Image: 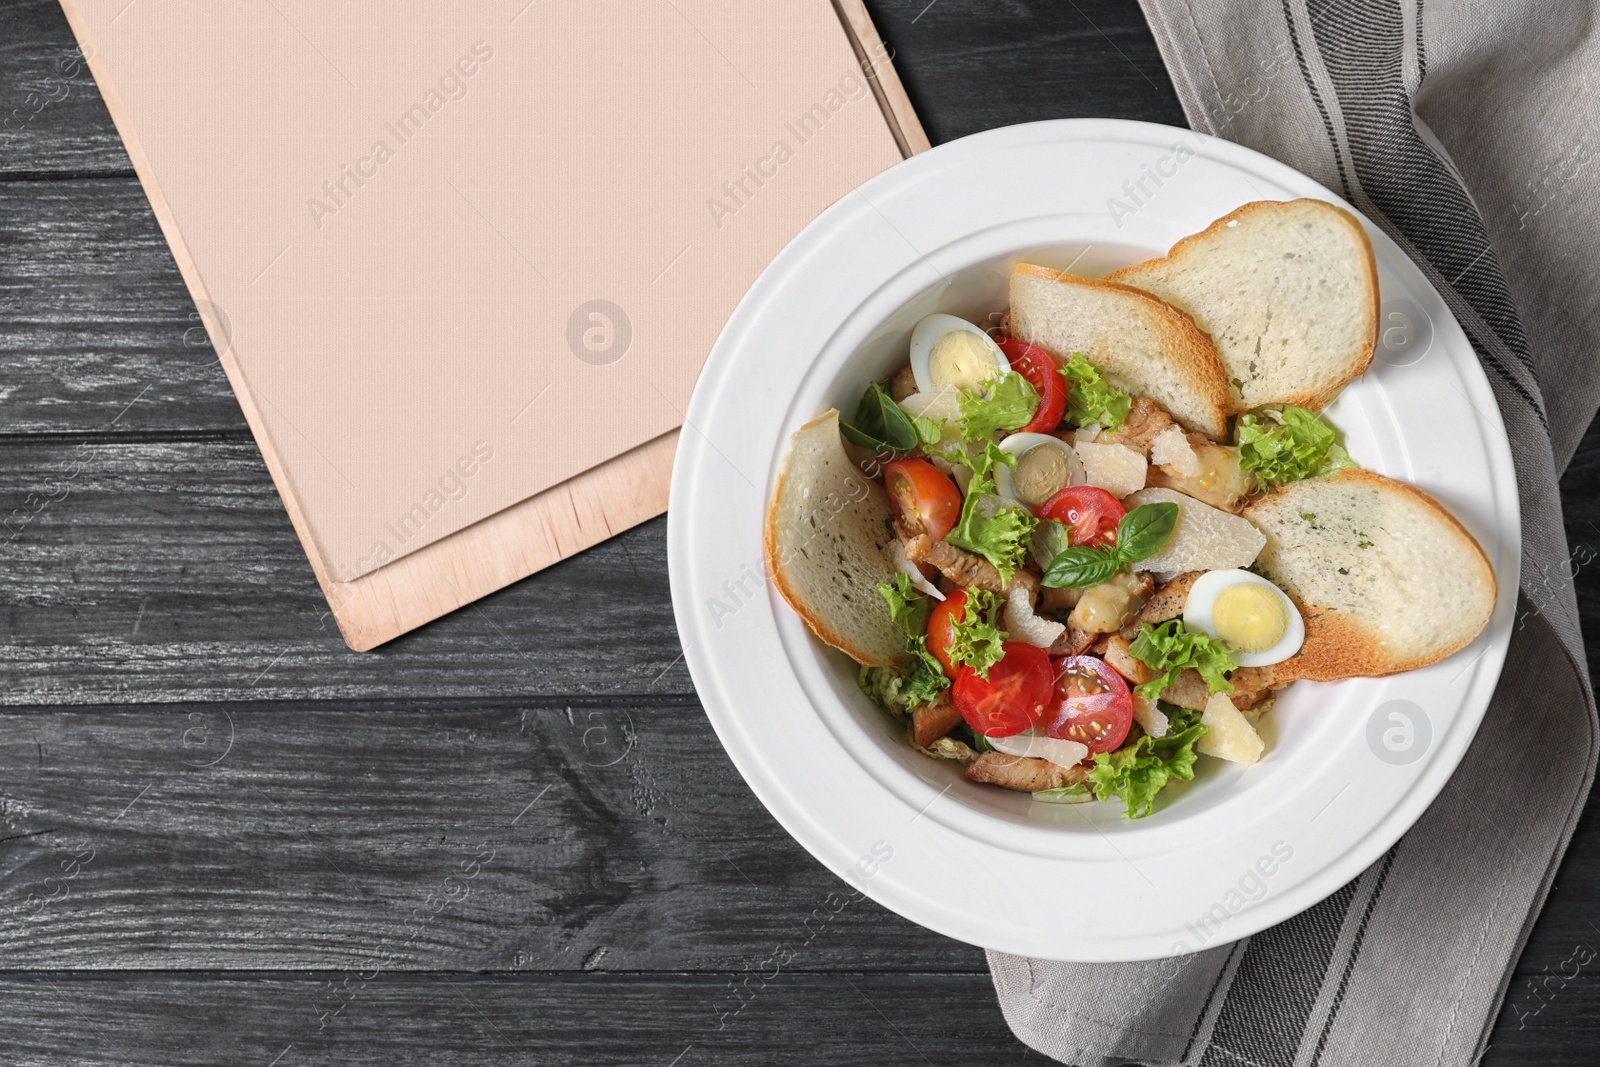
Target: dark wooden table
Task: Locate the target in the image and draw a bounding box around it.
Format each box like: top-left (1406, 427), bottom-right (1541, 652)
top-left (3, 1), bottom-right (1598, 1062)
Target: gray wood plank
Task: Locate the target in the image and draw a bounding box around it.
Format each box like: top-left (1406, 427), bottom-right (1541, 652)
top-left (869, 0), bottom-right (1188, 143)
top-left (0, 970), bottom-right (1585, 1066)
top-left (0, 439), bottom-right (688, 701)
top-left (0, 178), bottom-right (242, 435)
top-left (0, 0), bottom-right (131, 177)
top-left (2, 691), bottom-right (1595, 984)
top-left (0, 973), bottom-right (1048, 1066)
top-left (0, 700), bottom-right (981, 973)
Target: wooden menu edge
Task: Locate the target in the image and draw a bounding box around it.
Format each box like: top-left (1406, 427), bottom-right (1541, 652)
top-left (57, 0), bottom-right (926, 651)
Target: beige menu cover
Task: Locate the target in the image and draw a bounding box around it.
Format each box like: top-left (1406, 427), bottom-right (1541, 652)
top-left (60, 0), bottom-right (926, 649)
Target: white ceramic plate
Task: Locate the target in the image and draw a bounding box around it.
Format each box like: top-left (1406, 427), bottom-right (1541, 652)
top-left (667, 119), bottom-right (1518, 962)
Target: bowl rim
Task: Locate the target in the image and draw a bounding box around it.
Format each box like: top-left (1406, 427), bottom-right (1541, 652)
top-left (668, 118), bottom-right (1518, 961)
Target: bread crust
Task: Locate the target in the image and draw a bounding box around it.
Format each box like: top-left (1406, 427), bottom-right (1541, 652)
top-left (1248, 468), bottom-right (1497, 682)
top-left (1109, 199), bottom-right (1380, 413)
top-left (763, 410), bottom-right (903, 668)
top-left (1010, 264), bottom-right (1232, 438)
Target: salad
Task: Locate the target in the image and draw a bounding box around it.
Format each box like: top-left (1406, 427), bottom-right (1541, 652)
top-left (763, 201), bottom-right (1496, 820)
top-left (846, 317), bottom-right (1335, 816)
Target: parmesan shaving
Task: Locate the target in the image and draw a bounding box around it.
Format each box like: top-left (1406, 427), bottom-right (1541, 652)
top-left (1123, 487), bottom-right (1266, 581)
top-left (1150, 426), bottom-right (1203, 478)
top-left (1077, 441), bottom-right (1148, 498)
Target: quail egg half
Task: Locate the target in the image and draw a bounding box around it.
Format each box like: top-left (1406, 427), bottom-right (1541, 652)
top-left (1182, 569), bottom-right (1305, 668)
top-left (994, 432), bottom-right (1081, 511)
top-left (908, 314), bottom-right (1010, 395)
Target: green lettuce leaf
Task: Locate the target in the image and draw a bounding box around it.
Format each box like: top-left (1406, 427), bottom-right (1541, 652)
top-left (901, 636), bottom-right (951, 707)
top-left (858, 636), bottom-right (949, 715)
top-left (1084, 705), bottom-right (1207, 818)
top-left (946, 588), bottom-right (1007, 679)
top-left (941, 446), bottom-right (1036, 583)
top-left (877, 572), bottom-right (932, 637)
top-left (958, 371), bottom-right (1039, 441)
top-left (910, 416), bottom-right (944, 447)
top-left (1129, 620), bottom-right (1236, 702)
top-left (1059, 352), bottom-right (1133, 431)
top-left (1235, 406), bottom-right (1354, 486)
top-left (1032, 782), bottom-right (1094, 804)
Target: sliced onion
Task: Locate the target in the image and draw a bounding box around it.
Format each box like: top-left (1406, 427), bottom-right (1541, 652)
top-left (885, 540), bottom-right (943, 600)
top-left (1004, 584), bottom-right (1064, 648)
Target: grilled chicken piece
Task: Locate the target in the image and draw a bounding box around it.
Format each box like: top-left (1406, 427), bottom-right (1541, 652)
top-left (1099, 395), bottom-right (1176, 456)
top-left (902, 535), bottom-right (1038, 598)
top-left (1158, 668), bottom-right (1211, 711)
top-left (965, 752), bottom-right (1087, 793)
top-left (890, 364), bottom-right (919, 403)
top-left (1147, 436), bottom-right (1257, 513)
top-left (1039, 585), bottom-right (1081, 616)
top-left (1160, 666), bottom-right (1279, 711)
top-left (912, 700), bottom-right (965, 748)
top-left (1096, 633), bottom-right (1155, 685)
top-left (1122, 571), bottom-right (1203, 639)
top-left (1047, 621), bottom-right (1096, 657)
top-left (1226, 665), bottom-right (1280, 709)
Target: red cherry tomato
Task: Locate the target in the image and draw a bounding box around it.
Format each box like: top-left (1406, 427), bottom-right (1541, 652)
top-left (1038, 485), bottom-right (1126, 548)
top-left (925, 589), bottom-right (967, 679)
top-left (1042, 655), bottom-right (1133, 754)
top-left (953, 642), bottom-right (1054, 738)
top-left (883, 459), bottom-right (962, 541)
top-left (997, 338), bottom-right (1067, 434)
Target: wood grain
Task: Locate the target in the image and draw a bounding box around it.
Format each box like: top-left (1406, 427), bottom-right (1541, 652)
top-left (0, 973), bottom-right (1050, 1067)
top-left (0, 701), bottom-right (981, 972)
top-left (0, 440), bottom-right (689, 702)
top-left (0, 0), bottom-right (130, 177)
top-left (0, 178), bottom-right (242, 435)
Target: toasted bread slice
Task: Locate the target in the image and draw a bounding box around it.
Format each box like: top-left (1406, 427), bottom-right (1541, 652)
top-left (1109, 199), bottom-right (1379, 413)
top-left (1008, 264), bottom-right (1232, 439)
top-left (764, 410), bottom-right (906, 667)
top-left (1243, 469), bottom-right (1495, 682)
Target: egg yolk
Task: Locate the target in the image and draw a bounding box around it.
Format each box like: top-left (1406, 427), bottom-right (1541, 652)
top-left (928, 330), bottom-right (999, 392)
top-left (1011, 444), bottom-right (1070, 508)
top-left (1211, 584), bottom-right (1288, 653)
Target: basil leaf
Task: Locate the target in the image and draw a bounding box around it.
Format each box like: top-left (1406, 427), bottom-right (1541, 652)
top-left (840, 380), bottom-right (918, 453)
top-left (1041, 546), bottom-right (1123, 589)
top-left (1113, 502), bottom-right (1179, 564)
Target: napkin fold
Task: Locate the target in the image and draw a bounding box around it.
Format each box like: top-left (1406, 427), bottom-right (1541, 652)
top-left (988, 1), bottom-right (1600, 1063)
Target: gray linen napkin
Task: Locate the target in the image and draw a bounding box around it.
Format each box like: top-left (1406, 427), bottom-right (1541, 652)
top-left (987, 2), bottom-right (1600, 1063)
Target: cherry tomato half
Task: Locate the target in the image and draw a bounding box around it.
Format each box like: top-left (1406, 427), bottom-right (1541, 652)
top-left (997, 338), bottom-right (1067, 435)
top-left (883, 458), bottom-right (962, 541)
top-left (1042, 655), bottom-right (1133, 754)
top-left (1037, 485), bottom-right (1126, 548)
top-left (953, 641), bottom-right (1054, 738)
top-left (925, 588), bottom-right (967, 680)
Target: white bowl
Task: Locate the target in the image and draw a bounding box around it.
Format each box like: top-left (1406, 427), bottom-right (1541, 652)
top-left (668, 120), bottom-right (1517, 961)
